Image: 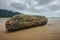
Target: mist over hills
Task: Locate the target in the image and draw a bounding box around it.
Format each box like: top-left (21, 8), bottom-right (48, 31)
top-left (0, 9), bottom-right (21, 18)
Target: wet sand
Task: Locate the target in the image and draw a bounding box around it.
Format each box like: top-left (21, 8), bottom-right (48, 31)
top-left (0, 18), bottom-right (60, 40)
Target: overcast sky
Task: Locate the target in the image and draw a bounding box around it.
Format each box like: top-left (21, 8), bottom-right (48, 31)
top-left (0, 0), bottom-right (60, 17)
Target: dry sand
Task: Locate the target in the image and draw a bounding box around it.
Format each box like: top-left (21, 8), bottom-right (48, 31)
top-left (0, 18), bottom-right (60, 40)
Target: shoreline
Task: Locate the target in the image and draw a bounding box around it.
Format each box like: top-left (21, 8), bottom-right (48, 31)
top-left (0, 18), bottom-right (60, 40)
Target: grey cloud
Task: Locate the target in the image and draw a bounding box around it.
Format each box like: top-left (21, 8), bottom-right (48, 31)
top-left (10, 2), bottom-right (38, 12)
top-left (0, 0), bottom-right (60, 17)
top-left (29, 7), bottom-right (40, 12)
top-left (10, 2), bottom-right (28, 11)
top-left (24, 0), bottom-right (33, 6)
top-left (0, 0), bottom-right (54, 13)
top-left (10, 0), bottom-right (56, 13)
top-left (0, 0), bottom-right (13, 10)
top-left (0, 0), bottom-right (12, 6)
top-left (35, 0), bottom-right (54, 6)
top-left (0, 0), bottom-right (10, 4)
top-left (49, 5), bottom-right (60, 11)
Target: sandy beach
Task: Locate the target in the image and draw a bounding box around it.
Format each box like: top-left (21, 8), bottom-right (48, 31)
top-left (0, 18), bottom-right (60, 40)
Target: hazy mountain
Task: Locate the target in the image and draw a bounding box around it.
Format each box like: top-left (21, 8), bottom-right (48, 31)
top-left (0, 9), bottom-right (21, 18)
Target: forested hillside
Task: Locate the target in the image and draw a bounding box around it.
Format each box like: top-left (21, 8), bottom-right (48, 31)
top-left (0, 9), bottom-right (21, 18)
